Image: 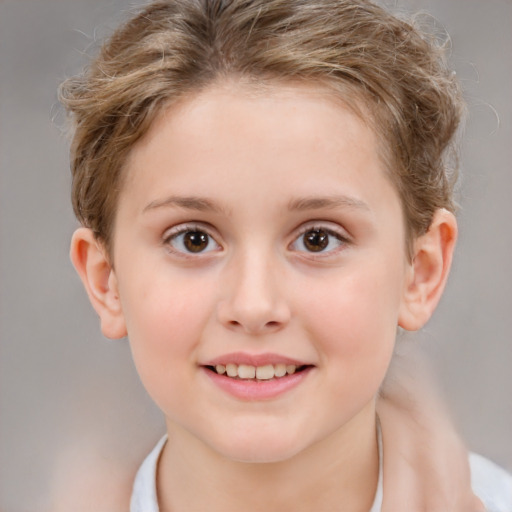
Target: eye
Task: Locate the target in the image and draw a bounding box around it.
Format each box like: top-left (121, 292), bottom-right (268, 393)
top-left (291, 227), bottom-right (347, 254)
top-left (164, 226), bottom-right (221, 255)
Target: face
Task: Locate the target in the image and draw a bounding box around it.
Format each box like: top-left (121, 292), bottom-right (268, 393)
top-left (109, 83), bottom-right (411, 462)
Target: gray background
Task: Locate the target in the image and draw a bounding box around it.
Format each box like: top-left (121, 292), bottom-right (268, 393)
top-left (1, 0), bottom-right (511, 510)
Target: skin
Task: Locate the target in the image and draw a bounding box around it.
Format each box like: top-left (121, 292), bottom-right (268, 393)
top-left (71, 82), bottom-right (469, 511)
top-left (48, 361), bottom-right (485, 512)
top-left (378, 349), bottom-right (485, 512)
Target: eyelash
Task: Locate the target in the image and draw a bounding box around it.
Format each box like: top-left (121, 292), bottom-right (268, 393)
top-left (162, 223), bottom-right (222, 258)
top-left (162, 222), bottom-right (350, 259)
top-left (289, 224), bottom-right (350, 258)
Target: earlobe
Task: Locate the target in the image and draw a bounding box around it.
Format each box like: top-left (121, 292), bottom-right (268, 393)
top-left (70, 228), bottom-right (127, 339)
top-left (398, 209), bottom-right (457, 331)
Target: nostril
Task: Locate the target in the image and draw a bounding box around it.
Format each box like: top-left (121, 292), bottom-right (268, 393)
top-left (225, 319), bottom-right (281, 333)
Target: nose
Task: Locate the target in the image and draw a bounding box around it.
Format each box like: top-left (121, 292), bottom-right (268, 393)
top-left (216, 249), bottom-right (291, 335)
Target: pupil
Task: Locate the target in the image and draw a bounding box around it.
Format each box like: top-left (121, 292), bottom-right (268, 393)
top-left (184, 231), bottom-right (208, 252)
top-left (304, 229), bottom-right (329, 252)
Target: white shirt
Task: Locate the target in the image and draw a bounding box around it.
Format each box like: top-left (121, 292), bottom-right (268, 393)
top-left (130, 435), bottom-right (511, 512)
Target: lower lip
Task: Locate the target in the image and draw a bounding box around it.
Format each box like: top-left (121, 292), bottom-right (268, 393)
top-left (202, 367), bottom-right (313, 401)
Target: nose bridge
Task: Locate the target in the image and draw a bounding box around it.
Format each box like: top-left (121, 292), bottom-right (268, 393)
top-left (217, 243), bottom-right (290, 334)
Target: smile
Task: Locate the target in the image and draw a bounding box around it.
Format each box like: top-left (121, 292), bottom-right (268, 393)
top-left (201, 353), bottom-right (314, 400)
top-left (206, 363), bottom-right (309, 380)
top-left (202, 360), bottom-right (314, 400)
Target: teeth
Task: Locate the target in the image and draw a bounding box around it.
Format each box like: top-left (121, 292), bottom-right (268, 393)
top-left (274, 363), bottom-right (287, 377)
top-left (238, 364), bottom-right (256, 379)
top-left (226, 363), bottom-right (238, 377)
top-left (213, 363), bottom-right (299, 380)
top-left (256, 364), bottom-right (274, 380)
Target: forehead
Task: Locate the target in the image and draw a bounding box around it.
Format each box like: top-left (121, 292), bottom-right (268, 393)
top-left (120, 81), bottom-right (400, 221)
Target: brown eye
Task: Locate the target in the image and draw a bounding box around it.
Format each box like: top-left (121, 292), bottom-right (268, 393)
top-left (303, 229), bottom-right (329, 252)
top-left (290, 226), bottom-right (346, 255)
top-left (167, 228), bottom-right (220, 255)
top-left (183, 231), bottom-right (209, 252)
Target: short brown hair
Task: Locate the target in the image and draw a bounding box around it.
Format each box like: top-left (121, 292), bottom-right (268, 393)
top-left (60, 0), bottom-right (464, 257)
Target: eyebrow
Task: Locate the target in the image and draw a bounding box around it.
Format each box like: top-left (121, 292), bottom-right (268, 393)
top-left (142, 196), bottom-right (226, 214)
top-left (142, 194), bottom-right (370, 215)
top-left (287, 195), bottom-right (370, 212)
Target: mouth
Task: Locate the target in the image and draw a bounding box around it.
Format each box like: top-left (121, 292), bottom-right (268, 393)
top-left (204, 363), bottom-right (312, 381)
top-left (201, 356), bottom-right (314, 400)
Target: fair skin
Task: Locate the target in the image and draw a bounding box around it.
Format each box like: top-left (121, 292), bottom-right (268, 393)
top-left (71, 82), bottom-right (462, 511)
top-left (48, 368), bottom-right (485, 512)
top-left (378, 348), bottom-right (485, 512)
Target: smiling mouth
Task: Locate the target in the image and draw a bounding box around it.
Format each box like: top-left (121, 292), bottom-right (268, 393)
top-left (204, 363), bottom-right (311, 381)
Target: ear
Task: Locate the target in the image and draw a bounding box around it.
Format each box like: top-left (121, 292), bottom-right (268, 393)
top-left (398, 209), bottom-right (457, 331)
top-left (70, 227), bottom-right (127, 339)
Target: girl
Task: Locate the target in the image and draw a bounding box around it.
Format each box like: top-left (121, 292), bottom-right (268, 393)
top-left (60, 0), bottom-right (511, 510)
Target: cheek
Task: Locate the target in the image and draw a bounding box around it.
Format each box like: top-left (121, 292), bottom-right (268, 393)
top-left (298, 263), bottom-right (403, 378)
top-left (118, 269), bottom-right (217, 404)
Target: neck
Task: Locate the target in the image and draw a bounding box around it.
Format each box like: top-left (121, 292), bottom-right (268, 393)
top-left (157, 401), bottom-right (379, 512)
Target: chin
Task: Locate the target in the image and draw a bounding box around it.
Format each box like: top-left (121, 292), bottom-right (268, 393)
top-left (205, 426), bottom-right (308, 464)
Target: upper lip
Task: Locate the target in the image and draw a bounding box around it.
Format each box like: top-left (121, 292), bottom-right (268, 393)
top-left (202, 352), bottom-right (312, 367)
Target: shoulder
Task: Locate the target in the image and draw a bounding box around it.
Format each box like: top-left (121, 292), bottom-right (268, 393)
top-left (130, 435), bottom-right (167, 512)
top-left (470, 452), bottom-right (512, 512)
